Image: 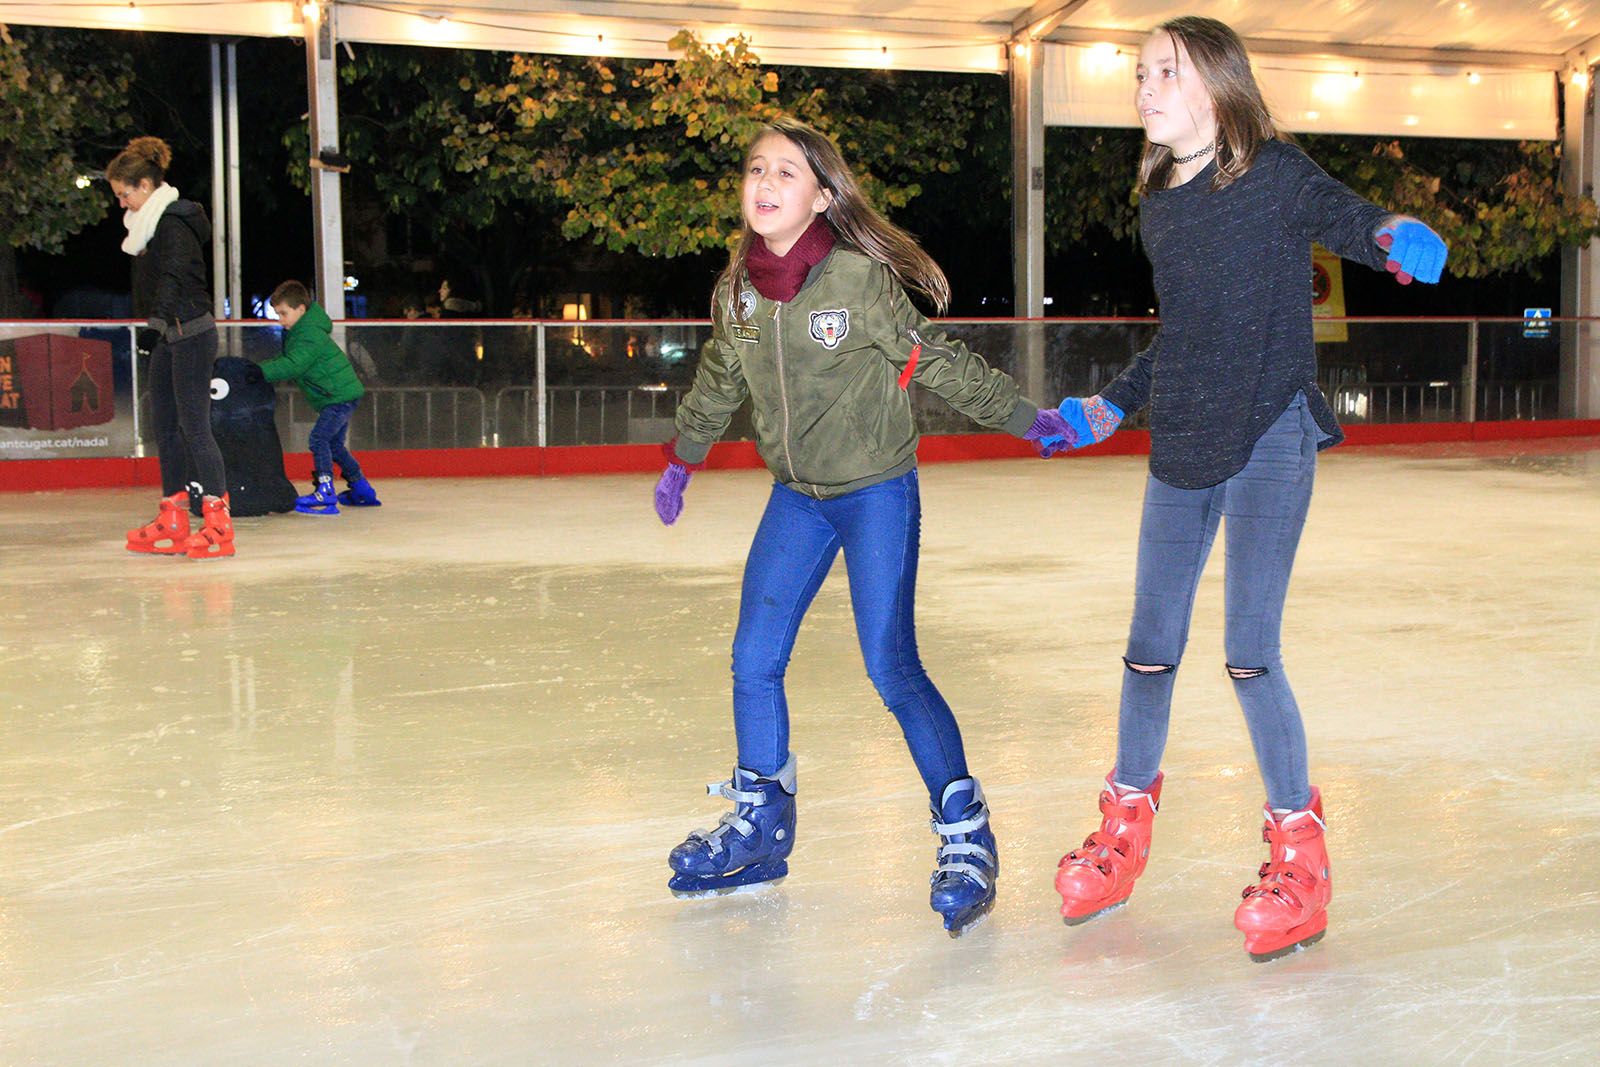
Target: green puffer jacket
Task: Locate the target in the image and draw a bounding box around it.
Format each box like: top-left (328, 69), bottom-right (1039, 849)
top-left (673, 249), bottom-right (1038, 499)
top-left (259, 301), bottom-right (365, 411)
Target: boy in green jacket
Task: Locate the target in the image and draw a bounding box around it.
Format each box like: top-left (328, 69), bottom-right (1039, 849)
top-left (262, 280), bottom-right (381, 514)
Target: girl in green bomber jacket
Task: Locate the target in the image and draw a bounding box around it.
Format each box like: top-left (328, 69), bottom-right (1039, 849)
top-left (653, 118), bottom-right (1077, 937)
top-left (261, 280), bottom-right (381, 515)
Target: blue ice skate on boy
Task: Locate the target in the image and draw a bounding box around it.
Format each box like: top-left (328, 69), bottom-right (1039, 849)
top-left (668, 756), bottom-right (797, 898)
top-left (929, 776), bottom-right (999, 937)
top-left (337, 476), bottom-right (382, 507)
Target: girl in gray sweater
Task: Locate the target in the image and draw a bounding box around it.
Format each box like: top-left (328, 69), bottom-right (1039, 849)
top-left (1050, 15), bottom-right (1447, 962)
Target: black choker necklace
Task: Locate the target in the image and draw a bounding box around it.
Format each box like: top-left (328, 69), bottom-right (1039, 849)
top-left (1173, 142), bottom-right (1215, 164)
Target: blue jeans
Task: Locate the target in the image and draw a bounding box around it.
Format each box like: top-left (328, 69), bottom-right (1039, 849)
top-left (1116, 394), bottom-right (1320, 811)
top-left (308, 400), bottom-right (362, 482)
top-left (731, 469), bottom-right (968, 800)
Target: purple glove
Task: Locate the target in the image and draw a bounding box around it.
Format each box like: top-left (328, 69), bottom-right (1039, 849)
top-left (655, 463), bottom-right (691, 525)
top-left (1023, 408), bottom-right (1079, 458)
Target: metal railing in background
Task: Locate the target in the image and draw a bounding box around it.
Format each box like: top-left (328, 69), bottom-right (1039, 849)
top-left (275, 386), bottom-right (488, 449)
top-left (495, 385), bottom-right (690, 447)
top-left (1326, 380), bottom-right (1461, 423)
top-left (3, 316), bottom-right (1595, 461)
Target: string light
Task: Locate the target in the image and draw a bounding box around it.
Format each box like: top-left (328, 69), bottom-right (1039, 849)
top-left (1571, 68), bottom-right (1589, 88)
top-left (1467, 71), bottom-right (1480, 84)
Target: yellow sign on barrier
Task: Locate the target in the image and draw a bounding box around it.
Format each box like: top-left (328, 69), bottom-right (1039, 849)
top-left (1312, 245), bottom-right (1347, 344)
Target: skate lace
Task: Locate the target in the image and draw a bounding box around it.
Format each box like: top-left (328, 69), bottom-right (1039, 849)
top-left (931, 808), bottom-right (995, 890)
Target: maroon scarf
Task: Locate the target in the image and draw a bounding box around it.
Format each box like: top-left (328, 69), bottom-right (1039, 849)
top-left (746, 218), bottom-right (836, 302)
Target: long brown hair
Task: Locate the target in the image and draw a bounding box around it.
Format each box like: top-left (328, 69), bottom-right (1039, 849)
top-left (717, 118), bottom-right (950, 319)
top-left (105, 136), bottom-right (172, 188)
top-left (1136, 17), bottom-right (1281, 195)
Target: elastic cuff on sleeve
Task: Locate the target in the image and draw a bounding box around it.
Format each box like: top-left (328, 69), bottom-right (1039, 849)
top-left (664, 436), bottom-right (710, 470)
top-left (1003, 400), bottom-right (1040, 438)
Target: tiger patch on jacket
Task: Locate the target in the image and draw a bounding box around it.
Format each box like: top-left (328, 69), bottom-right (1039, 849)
top-left (809, 309), bottom-right (849, 349)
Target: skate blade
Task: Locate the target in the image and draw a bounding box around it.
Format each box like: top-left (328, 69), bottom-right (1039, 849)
top-left (128, 542), bottom-right (186, 555)
top-left (1247, 926), bottom-right (1326, 963)
top-left (669, 876), bottom-right (785, 901)
top-left (940, 908), bottom-right (992, 940)
top-left (1061, 899), bottom-right (1126, 927)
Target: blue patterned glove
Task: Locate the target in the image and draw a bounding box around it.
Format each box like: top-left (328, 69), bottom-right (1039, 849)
top-left (1376, 219), bottom-right (1447, 285)
top-left (1057, 395), bottom-right (1125, 448)
top-left (1023, 408), bottom-right (1079, 457)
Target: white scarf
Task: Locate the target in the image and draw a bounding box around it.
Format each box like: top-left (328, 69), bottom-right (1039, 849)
top-left (121, 183), bottom-right (181, 256)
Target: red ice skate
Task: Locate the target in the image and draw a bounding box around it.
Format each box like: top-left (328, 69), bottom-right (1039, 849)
top-left (1055, 771), bottom-right (1162, 925)
top-left (126, 491), bottom-right (191, 555)
top-left (184, 494), bottom-right (235, 560)
top-left (1234, 787), bottom-right (1331, 962)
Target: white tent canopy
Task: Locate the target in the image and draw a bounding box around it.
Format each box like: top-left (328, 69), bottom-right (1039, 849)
top-left (4, 2), bottom-right (1593, 125)
top-left (3, 1), bottom-right (1599, 414)
top-left (2, 1), bottom-right (1594, 73)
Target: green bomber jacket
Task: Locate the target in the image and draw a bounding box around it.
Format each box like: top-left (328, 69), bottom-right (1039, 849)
top-left (259, 301), bottom-right (365, 412)
top-left (672, 248), bottom-right (1038, 499)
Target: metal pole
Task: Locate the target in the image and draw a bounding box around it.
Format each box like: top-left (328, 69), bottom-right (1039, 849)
top-left (1464, 319), bottom-right (1479, 422)
top-left (536, 324), bottom-right (547, 448)
top-left (209, 41), bottom-right (226, 321)
top-left (303, 3), bottom-right (346, 319)
top-left (1008, 37), bottom-right (1048, 404)
top-left (1560, 54), bottom-right (1599, 417)
top-left (129, 324), bottom-right (142, 457)
top-left (226, 42), bottom-right (244, 326)
top-left (1009, 35), bottom-right (1045, 318)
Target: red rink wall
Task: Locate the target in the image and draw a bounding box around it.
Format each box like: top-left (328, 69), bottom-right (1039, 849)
top-left (3, 419), bottom-right (1600, 491)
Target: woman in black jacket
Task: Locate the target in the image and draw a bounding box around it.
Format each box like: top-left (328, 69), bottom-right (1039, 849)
top-left (110, 136), bottom-right (234, 559)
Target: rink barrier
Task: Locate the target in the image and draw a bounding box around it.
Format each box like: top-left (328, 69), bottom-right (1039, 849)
top-left (5, 420), bottom-right (1600, 491)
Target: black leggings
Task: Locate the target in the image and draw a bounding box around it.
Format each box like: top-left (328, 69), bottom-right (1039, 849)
top-left (149, 329), bottom-right (226, 504)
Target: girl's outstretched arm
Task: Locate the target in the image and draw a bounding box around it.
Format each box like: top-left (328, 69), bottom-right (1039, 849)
top-left (1097, 331), bottom-right (1161, 419)
top-left (1282, 144), bottom-right (1448, 284)
top-left (877, 274), bottom-right (1037, 436)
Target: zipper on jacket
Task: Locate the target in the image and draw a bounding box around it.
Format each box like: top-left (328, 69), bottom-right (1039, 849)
top-left (773, 304), bottom-right (800, 486)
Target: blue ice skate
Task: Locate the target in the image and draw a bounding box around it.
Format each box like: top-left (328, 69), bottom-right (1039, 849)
top-left (295, 473), bottom-right (340, 515)
top-left (668, 755), bottom-right (797, 898)
top-left (337, 477), bottom-right (382, 507)
top-left (929, 776), bottom-right (999, 937)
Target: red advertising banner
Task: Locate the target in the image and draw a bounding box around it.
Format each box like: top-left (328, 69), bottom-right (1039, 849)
top-left (6, 334), bottom-right (115, 431)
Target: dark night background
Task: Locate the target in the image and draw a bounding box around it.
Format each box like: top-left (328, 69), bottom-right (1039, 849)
top-left (14, 32), bottom-right (1564, 323)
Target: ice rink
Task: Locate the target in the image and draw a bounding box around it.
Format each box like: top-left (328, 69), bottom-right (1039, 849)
top-left (2, 440), bottom-right (1598, 1064)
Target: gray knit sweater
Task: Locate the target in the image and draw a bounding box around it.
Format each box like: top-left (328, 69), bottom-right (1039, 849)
top-left (1100, 139), bottom-right (1393, 489)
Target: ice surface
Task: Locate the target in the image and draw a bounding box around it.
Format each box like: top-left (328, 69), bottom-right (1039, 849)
top-left (2, 441), bottom-right (1598, 1064)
